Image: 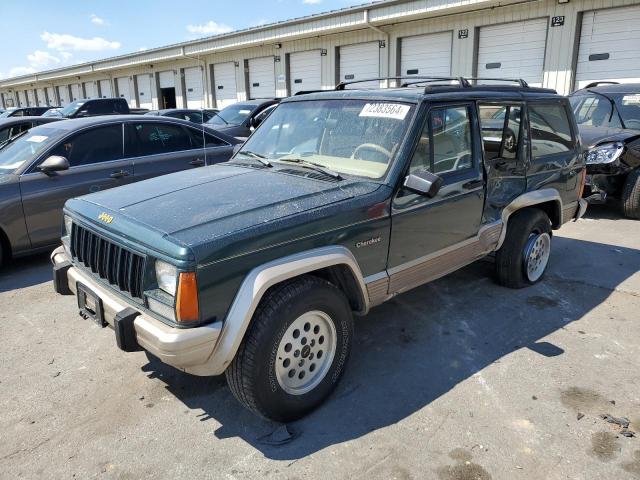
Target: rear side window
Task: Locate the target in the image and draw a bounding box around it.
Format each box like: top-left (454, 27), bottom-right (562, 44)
top-left (529, 104), bottom-right (574, 159)
top-left (479, 104), bottom-right (522, 161)
top-left (187, 127), bottom-right (229, 148)
top-left (128, 122), bottom-right (194, 156)
top-left (49, 125), bottom-right (123, 167)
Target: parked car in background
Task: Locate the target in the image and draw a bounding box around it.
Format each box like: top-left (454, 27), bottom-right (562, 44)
top-left (0, 117), bottom-right (64, 145)
top-left (52, 78), bottom-right (586, 421)
top-left (42, 107), bottom-right (63, 117)
top-left (570, 82), bottom-right (640, 218)
top-left (0, 115), bottom-right (240, 266)
top-left (44, 98), bottom-right (149, 119)
top-left (0, 107), bottom-right (53, 118)
top-left (0, 109), bottom-right (5, 116)
top-left (206, 99), bottom-right (280, 139)
top-left (145, 108), bottom-right (220, 124)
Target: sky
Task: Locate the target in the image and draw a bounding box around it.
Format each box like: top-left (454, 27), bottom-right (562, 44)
top-left (0, 0), bottom-right (365, 80)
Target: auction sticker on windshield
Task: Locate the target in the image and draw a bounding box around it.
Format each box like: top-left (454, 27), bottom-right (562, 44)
top-left (26, 135), bottom-right (48, 143)
top-left (359, 103), bottom-right (411, 120)
top-left (623, 95), bottom-right (640, 105)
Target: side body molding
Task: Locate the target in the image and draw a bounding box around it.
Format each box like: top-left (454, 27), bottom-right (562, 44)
top-left (187, 245), bottom-right (368, 376)
top-left (496, 188), bottom-right (563, 250)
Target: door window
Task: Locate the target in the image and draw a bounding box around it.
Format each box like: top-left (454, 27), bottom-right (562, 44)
top-left (529, 104), bottom-right (574, 159)
top-left (187, 128), bottom-right (229, 148)
top-left (409, 106), bottom-right (473, 175)
top-left (49, 124), bottom-right (123, 167)
top-left (479, 104), bottom-right (522, 161)
top-left (127, 122), bottom-right (193, 156)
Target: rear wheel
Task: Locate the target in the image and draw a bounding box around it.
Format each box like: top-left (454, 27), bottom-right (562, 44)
top-left (622, 170), bottom-right (640, 219)
top-left (495, 209), bottom-right (552, 288)
top-left (226, 275), bottom-right (353, 422)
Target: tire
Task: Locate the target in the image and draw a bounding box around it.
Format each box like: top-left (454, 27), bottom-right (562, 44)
top-left (226, 275), bottom-right (354, 422)
top-left (622, 170), bottom-right (640, 219)
top-left (495, 208), bottom-right (552, 289)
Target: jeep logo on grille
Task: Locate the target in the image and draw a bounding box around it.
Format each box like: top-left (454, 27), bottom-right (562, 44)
top-left (98, 212), bottom-right (114, 224)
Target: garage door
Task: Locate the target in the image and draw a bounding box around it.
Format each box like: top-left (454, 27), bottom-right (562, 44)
top-left (57, 86), bottom-right (69, 106)
top-left (400, 32), bottom-right (452, 78)
top-left (99, 79), bottom-right (112, 98)
top-left (136, 74), bottom-right (154, 109)
top-left (213, 62), bottom-right (237, 108)
top-left (477, 19), bottom-right (548, 87)
top-left (159, 71), bottom-right (175, 89)
top-left (575, 5), bottom-right (640, 89)
top-left (339, 42), bottom-right (380, 88)
top-left (36, 88), bottom-right (46, 106)
top-left (45, 87), bottom-right (55, 105)
top-left (184, 67), bottom-right (204, 108)
top-left (248, 57), bottom-right (276, 99)
top-left (116, 77), bottom-right (133, 106)
top-left (84, 82), bottom-right (96, 99)
top-left (17, 91), bottom-right (26, 107)
top-left (71, 84), bottom-right (81, 101)
top-left (289, 50), bottom-right (321, 95)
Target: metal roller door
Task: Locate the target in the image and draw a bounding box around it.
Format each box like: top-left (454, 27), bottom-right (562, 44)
top-left (339, 42), bottom-right (380, 88)
top-left (84, 82), bottom-right (96, 99)
top-left (184, 67), bottom-right (204, 108)
top-left (57, 86), bottom-right (69, 106)
top-left (71, 84), bottom-right (81, 101)
top-left (477, 19), bottom-right (548, 87)
top-left (575, 5), bottom-right (640, 89)
top-left (36, 88), bottom-right (46, 106)
top-left (159, 71), bottom-right (175, 89)
top-left (136, 74), bottom-right (154, 109)
top-left (17, 91), bottom-right (26, 107)
top-left (46, 87), bottom-right (56, 105)
top-left (400, 32), bottom-right (452, 78)
top-left (99, 79), bottom-right (112, 98)
top-left (27, 90), bottom-right (36, 106)
top-left (213, 62), bottom-right (237, 108)
top-left (289, 50), bottom-right (321, 94)
top-left (248, 57), bottom-right (276, 99)
top-left (116, 77), bottom-right (133, 106)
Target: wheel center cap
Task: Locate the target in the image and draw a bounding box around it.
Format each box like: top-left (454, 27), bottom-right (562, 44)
top-left (301, 345), bottom-right (311, 358)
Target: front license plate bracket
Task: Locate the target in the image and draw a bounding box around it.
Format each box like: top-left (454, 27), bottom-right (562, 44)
top-left (77, 283), bottom-right (106, 327)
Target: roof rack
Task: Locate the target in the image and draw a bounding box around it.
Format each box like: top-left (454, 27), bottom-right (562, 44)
top-left (466, 77), bottom-right (530, 88)
top-left (335, 76), bottom-right (470, 90)
top-left (584, 81), bottom-right (620, 89)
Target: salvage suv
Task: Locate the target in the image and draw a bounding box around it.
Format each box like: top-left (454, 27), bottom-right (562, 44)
top-left (52, 77), bottom-right (587, 421)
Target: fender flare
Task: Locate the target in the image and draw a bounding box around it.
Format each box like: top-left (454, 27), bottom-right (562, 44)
top-left (189, 245), bottom-right (368, 376)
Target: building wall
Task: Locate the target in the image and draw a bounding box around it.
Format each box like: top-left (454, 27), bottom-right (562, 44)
top-left (1, 0), bottom-right (639, 105)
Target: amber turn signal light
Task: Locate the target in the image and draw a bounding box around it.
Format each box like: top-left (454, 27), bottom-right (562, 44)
top-left (176, 272), bottom-right (199, 323)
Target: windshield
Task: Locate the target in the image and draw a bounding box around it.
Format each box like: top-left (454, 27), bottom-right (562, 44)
top-left (207, 104), bottom-right (255, 127)
top-left (570, 92), bottom-right (640, 130)
top-left (237, 99), bottom-right (416, 179)
top-left (59, 100), bottom-right (85, 117)
top-left (0, 110), bottom-right (15, 118)
top-left (0, 127), bottom-right (64, 174)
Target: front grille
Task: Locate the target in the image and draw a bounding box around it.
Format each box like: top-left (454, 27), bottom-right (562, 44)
top-left (70, 223), bottom-right (146, 298)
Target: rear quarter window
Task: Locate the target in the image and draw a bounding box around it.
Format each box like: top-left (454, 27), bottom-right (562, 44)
top-left (528, 103), bottom-right (574, 159)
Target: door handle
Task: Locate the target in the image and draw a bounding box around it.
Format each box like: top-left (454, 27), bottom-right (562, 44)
top-left (110, 170), bottom-right (130, 179)
top-left (462, 179), bottom-right (484, 190)
top-left (190, 159), bottom-right (205, 166)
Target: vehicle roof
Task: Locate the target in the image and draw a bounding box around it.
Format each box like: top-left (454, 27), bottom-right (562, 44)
top-left (572, 83), bottom-right (640, 94)
top-left (0, 116), bottom-right (63, 126)
top-left (229, 98), bottom-right (281, 107)
top-left (283, 85), bottom-right (561, 104)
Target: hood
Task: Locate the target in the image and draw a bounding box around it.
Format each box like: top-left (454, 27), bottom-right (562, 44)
top-left (578, 125), bottom-right (640, 149)
top-left (73, 164), bottom-right (359, 248)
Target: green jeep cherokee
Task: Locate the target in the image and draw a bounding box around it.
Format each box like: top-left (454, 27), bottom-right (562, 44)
top-left (52, 78), bottom-right (587, 421)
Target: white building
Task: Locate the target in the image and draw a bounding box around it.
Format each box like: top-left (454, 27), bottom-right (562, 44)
top-left (1, 0), bottom-right (639, 110)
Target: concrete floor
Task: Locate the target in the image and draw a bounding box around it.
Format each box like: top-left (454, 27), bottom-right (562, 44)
top-left (1, 204), bottom-right (639, 479)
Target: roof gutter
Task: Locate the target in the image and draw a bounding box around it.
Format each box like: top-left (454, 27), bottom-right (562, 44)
top-left (364, 9), bottom-right (391, 87)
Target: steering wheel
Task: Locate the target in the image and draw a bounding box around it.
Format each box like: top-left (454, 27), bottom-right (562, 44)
top-left (351, 143), bottom-right (392, 161)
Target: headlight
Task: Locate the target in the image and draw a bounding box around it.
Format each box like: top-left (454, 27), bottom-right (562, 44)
top-left (155, 260), bottom-right (178, 296)
top-left (586, 142), bottom-right (624, 165)
top-left (63, 215), bottom-right (73, 236)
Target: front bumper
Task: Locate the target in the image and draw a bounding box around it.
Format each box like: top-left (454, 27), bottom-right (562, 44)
top-left (51, 247), bottom-right (223, 376)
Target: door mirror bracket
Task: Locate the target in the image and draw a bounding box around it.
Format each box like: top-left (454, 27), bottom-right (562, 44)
top-left (39, 155), bottom-right (70, 174)
top-left (403, 169), bottom-right (443, 198)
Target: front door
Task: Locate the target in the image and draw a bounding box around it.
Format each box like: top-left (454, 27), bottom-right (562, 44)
top-left (20, 123), bottom-right (133, 248)
top-left (388, 103), bottom-right (485, 294)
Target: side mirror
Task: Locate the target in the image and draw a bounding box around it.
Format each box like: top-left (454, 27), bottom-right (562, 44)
top-left (39, 155), bottom-right (70, 173)
top-left (403, 169), bottom-right (443, 198)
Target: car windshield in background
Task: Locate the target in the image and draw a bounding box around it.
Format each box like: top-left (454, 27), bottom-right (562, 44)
top-left (570, 92), bottom-right (640, 130)
top-left (237, 99), bottom-right (416, 179)
top-left (0, 110), bottom-right (14, 118)
top-left (207, 104), bottom-right (255, 127)
top-left (0, 127), bottom-right (63, 174)
top-left (59, 100), bottom-right (85, 117)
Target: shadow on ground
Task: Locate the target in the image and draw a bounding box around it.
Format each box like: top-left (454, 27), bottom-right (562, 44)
top-left (0, 252), bottom-right (52, 292)
top-left (134, 236), bottom-right (640, 460)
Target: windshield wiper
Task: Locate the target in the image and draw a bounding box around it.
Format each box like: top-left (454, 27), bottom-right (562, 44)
top-left (277, 158), bottom-right (343, 180)
top-left (587, 89), bottom-right (626, 129)
top-left (209, 111), bottom-right (230, 125)
top-left (0, 130), bottom-right (29, 150)
top-left (237, 150), bottom-right (272, 167)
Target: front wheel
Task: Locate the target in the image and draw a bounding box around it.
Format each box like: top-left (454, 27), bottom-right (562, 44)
top-left (495, 209), bottom-right (552, 288)
top-left (622, 170), bottom-right (640, 219)
top-left (226, 275), bottom-right (353, 422)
